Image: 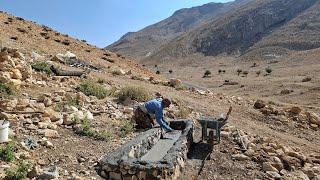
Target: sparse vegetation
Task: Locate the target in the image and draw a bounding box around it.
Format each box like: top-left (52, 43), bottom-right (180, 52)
top-left (119, 120), bottom-right (135, 138)
top-left (0, 83), bottom-right (16, 97)
top-left (5, 160), bottom-right (32, 180)
top-left (0, 142), bottom-right (15, 162)
top-left (77, 81), bottom-right (108, 99)
top-left (31, 61), bottom-right (52, 75)
top-left (117, 86), bottom-right (151, 103)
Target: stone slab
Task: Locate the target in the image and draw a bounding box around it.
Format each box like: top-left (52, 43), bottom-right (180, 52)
top-left (141, 131), bottom-right (182, 162)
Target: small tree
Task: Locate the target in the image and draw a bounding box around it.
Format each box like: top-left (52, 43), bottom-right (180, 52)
top-left (237, 69), bottom-right (242, 76)
top-left (243, 71), bottom-right (249, 77)
top-left (222, 70), bottom-right (226, 74)
top-left (169, 70), bottom-right (173, 74)
top-left (156, 70), bottom-right (160, 74)
top-left (252, 62), bottom-right (257, 67)
top-left (265, 67), bottom-right (272, 74)
top-left (154, 65), bottom-right (158, 68)
top-left (218, 70), bottom-right (222, 74)
top-left (203, 70), bottom-right (211, 78)
top-left (256, 70), bottom-right (261, 77)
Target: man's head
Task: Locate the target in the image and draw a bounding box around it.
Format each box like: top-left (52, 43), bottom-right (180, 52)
top-left (162, 98), bottom-right (171, 108)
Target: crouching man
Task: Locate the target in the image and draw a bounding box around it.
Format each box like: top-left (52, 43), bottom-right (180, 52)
top-left (133, 98), bottom-right (173, 132)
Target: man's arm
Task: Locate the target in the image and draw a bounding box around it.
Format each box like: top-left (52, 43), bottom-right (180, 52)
top-left (155, 109), bottom-right (173, 132)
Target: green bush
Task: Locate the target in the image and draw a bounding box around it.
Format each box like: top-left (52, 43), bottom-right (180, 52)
top-left (0, 142), bottom-right (15, 162)
top-left (82, 118), bottom-right (95, 137)
top-left (97, 130), bottom-right (114, 142)
top-left (77, 81), bottom-right (108, 99)
top-left (5, 160), bottom-right (32, 180)
top-left (119, 120), bottom-right (135, 138)
top-left (31, 61), bottom-right (52, 75)
top-left (0, 83), bottom-right (16, 97)
top-left (117, 86), bottom-right (151, 103)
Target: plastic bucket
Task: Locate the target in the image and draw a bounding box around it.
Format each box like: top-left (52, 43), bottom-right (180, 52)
top-left (0, 120), bottom-right (10, 143)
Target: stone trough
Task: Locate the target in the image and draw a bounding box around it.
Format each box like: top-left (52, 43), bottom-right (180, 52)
top-left (96, 120), bottom-right (194, 180)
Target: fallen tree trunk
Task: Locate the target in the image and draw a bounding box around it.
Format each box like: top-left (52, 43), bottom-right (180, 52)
top-left (50, 65), bottom-right (90, 77)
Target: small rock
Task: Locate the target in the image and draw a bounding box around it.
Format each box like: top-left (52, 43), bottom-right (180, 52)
top-left (262, 162), bottom-right (279, 172)
top-left (289, 107), bottom-right (302, 115)
top-left (38, 166), bottom-right (59, 179)
top-left (231, 154), bottom-right (250, 161)
top-left (39, 129), bottom-right (59, 138)
top-left (254, 100), bottom-right (266, 109)
top-left (266, 171), bottom-right (281, 179)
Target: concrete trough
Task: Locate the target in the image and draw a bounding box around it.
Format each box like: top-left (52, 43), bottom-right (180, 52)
top-left (96, 120), bottom-right (194, 180)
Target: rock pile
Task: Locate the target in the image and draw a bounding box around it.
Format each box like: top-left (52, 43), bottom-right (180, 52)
top-left (0, 47), bottom-right (32, 88)
top-left (222, 125), bottom-right (320, 179)
top-left (254, 100), bottom-right (319, 130)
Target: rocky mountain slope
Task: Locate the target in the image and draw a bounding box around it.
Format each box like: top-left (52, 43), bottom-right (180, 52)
top-left (108, 0), bottom-right (320, 63)
top-left (106, 0), bottom-right (251, 60)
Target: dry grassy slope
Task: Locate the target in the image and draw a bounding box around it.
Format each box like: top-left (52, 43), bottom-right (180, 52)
top-left (0, 11), bottom-right (156, 78)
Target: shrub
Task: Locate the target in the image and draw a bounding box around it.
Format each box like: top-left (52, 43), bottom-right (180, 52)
top-left (119, 120), bottom-right (135, 138)
top-left (265, 67), bottom-right (272, 74)
top-left (0, 142), bottom-right (15, 162)
top-left (31, 61), bottom-right (52, 75)
top-left (169, 70), bottom-right (173, 74)
top-left (302, 77), bottom-right (312, 82)
top-left (97, 130), bottom-right (114, 142)
top-left (237, 69), bottom-right (242, 76)
top-left (243, 71), bottom-right (249, 77)
top-left (218, 69), bottom-right (222, 74)
top-left (156, 70), bottom-right (160, 74)
top-left (5, 160), bottom-right (32, 180)
top-left (82, 118), bottom-right (95, 137)
top-left (97, 78), bottom-right (105, 84)
top-left (256, 71), bottom-right (261, 76)
top-left (0, 83), bottom-right (16, 97)
top-left (117, 86), bottom-right (151, 103)
top-left (77, 81), bottom-right (108, 99)
top-left (203, 70), bottom-right (211, 78)
top-left (154, 65), bottom-right (158, 68)
top-left (112, 70), bottom-right (123, 76)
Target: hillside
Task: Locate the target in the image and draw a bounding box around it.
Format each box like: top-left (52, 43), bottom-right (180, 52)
top-left (106, 0), bottom-right (252, 60)
top-left (108, 0), bottom-right (320, 63)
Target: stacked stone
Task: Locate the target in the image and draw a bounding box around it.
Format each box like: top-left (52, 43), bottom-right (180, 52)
top-left (97, 120), bottom-right (194, 180)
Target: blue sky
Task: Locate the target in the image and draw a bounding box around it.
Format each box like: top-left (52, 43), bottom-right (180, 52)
top-left (0, 0), bottom-right (232, 47)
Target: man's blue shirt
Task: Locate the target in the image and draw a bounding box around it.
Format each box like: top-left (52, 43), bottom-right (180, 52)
top-left (144, 98), bottom-right (173, 131)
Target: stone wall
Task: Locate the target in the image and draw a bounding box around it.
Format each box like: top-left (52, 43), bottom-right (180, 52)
top-left (96, 120), bottom-right (194, 180)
